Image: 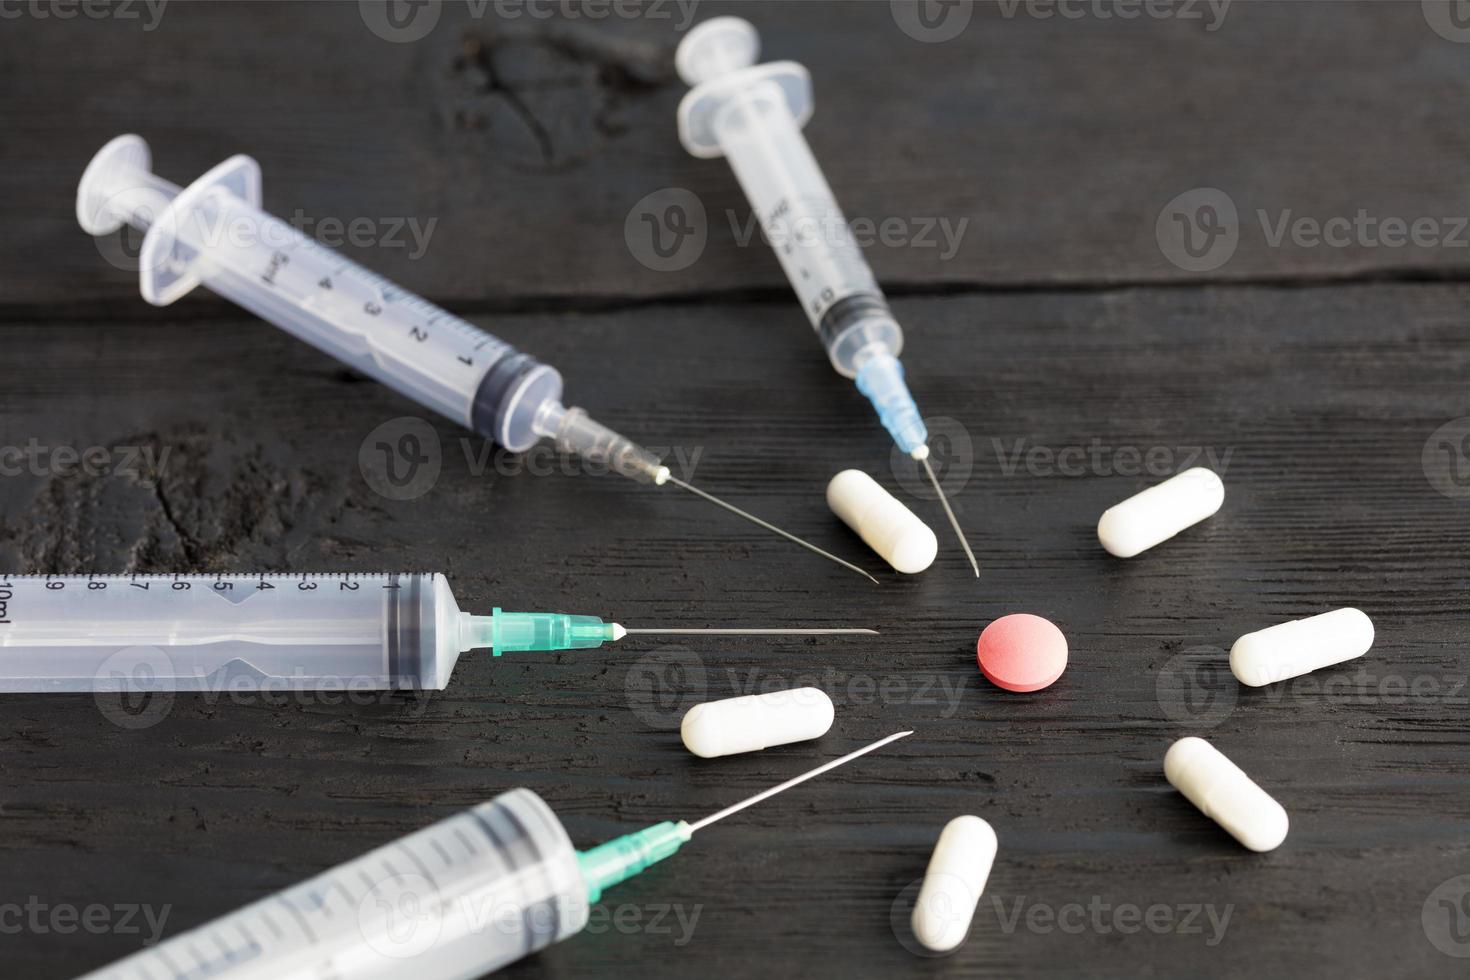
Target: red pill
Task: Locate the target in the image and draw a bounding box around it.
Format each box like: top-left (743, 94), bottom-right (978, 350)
top-left (976, 614), bottom-right (1067, 692)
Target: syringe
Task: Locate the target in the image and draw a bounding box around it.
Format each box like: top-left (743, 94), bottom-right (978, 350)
top-left (0, 572), bottom-right (873, 692)
top-left (675, 19), bottom-right (980, 577)
top-left (76, 134), bottom-right (877, 583)
top-left (77, 731), bottom-right (911, 980)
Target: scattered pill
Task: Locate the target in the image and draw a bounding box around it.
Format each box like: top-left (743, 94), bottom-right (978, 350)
top-left (911, 815), bottom-right (997, 953)
top-left (680, 687), bottom-right (834, 759)
top-left (826, 469), bottom-right (938, 574)
top-left (1230, 607), bottom-right (1374, 687)
top-left (1164, 737), bottom-right (1288, 852)
top-left (1097, 467), bottom-right (1224, 558)
top-left (976, 614), bottom-right (1068, 692)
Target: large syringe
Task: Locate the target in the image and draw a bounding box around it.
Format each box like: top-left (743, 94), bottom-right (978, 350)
top-left (675, 19), bottom-right (979, 576)
top-left (77, 732), bottom-right (911, 979)
top-left (0, 572), bottom-right (873, 692)
top-left (76, 134), bottom-right (876, 583)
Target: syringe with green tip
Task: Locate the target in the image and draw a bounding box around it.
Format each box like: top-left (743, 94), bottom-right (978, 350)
top-left (578, 730), bottom-right (912, 900)
top-left (471, 608), bottom-right (873, 656)
top-left (79, 732), bottom-right (912, 980)
top-left (0, 571), bottom-right (876, 693)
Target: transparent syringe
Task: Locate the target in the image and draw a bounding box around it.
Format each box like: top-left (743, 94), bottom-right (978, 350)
top-left (77, 731), bottom-right (909, 980)
top-left (76, 134), bottom-right (876, 583)
top-left (0, 572), bottom-right (873, 692)
top-left (675, 19), bottom-right (979, 576)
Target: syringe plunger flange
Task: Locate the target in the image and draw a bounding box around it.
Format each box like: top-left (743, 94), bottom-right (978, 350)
top-left (76, 133), bottom-right (161, 236)
top-left (676, 18), bottom-right (813, 159)
top-left (77, 133), bottom-right (264, 307)
top-left (675, 16), bottom-right (760, 85)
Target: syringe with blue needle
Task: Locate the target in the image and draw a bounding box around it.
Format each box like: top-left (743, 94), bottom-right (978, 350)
top-left (675, 17), bottom-right (980, 576)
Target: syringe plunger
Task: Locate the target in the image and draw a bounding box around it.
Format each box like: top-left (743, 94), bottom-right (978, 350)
top-left (76, 134), bottom-right (177, 235)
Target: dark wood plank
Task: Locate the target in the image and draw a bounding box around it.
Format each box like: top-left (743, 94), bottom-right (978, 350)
top-left (10, 1), bottom-right (1470, 308)
top-left (0, 282), bottom-right (1466, 977)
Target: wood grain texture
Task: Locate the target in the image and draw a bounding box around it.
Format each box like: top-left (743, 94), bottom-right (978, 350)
top-left (2, 283), bottom-right (1469, 978)
top-left (3, 2), bottom-right (1470, 979)
top-left (11, 1), bottom-right (1470, 308)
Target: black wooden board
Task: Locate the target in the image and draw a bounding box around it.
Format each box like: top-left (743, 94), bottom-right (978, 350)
top-left (13, 1), bottom-right (1470, 308)
top-left (3, 3), bottom-right (1470, 979)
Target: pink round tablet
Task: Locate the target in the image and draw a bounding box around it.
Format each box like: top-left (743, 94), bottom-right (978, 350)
top-left (977, 614), bottom-right (1068, 692)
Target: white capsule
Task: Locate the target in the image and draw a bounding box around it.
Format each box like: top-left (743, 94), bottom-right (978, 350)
top-left (826, 469), bottom-right (937, 574)
top-left (679, 687), bottom-right (834, 759)
top-left (1097, 467), bottom-right (1224, 558)
top-left (1164, 737), bottom-right (1288, 852)
top-left (1230, 608), bottom-right (1374, 687)
top-left (911, 815), bottom-right (997, 953)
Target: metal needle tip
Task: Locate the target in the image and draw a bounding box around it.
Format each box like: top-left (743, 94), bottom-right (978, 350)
top-left (919, 455), bottom-right (979, 577)
top-left (686, 730), bottom-right (914, 834)
top-left (622, 627), bottom-right (879, 636)
top-left (663, 475), bottom-right (880, 584)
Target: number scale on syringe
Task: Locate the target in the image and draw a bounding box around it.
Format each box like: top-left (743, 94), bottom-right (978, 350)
top-left (198, 210), bottom-right (510, 429)
top-left (77, 791), bottom-right (579, 980)
top-left (0, 573), bottom-right (881, 694)
top-left (761, 191), bottom-right (881, 326)
top-left (0, 572), bottom-right (446, 692)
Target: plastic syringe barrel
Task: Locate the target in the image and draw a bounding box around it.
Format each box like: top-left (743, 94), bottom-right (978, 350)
top-left (76, 789), bottom-right (592, 980)
top-left (76, 135), bottom-right (665, 480)
top-left (675, 21), bottom-right (929, 456)
top-left (0, 572), bottom-right (462, 692)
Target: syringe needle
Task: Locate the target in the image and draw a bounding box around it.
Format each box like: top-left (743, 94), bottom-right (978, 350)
top-left (576, 730), bottom-right (912, 905)
top-left (662, 475), bottom-right (880, 584)
top-left (919, 454), bottom-right (979, 578)
top-left (685, 730), bottom-right (914, 834)
top-left (622, 627), bottom-right (877, 636)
